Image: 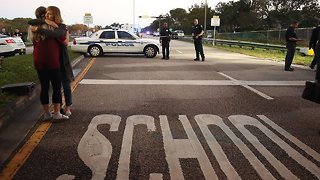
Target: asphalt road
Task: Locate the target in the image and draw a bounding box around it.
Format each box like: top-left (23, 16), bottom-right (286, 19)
top-left (4, 40), bottom-right (320, 179)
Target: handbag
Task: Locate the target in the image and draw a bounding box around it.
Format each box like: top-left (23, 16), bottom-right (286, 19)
top-left (302, 81), bottom-right (320, 103)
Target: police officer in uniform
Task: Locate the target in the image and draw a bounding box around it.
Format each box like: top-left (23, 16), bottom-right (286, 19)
top-left (309, 19), bottom-right (320, 70)
top-left (192, 18), bottom-right (205, 61)
top-left (13, 29), bottom-right (23, 38)
top-left (1, 28), bottom-right (10, 36)
top-left (284, 20), bottom-right (300, 71)
top-left (160, 23), bottom-right (172, 60)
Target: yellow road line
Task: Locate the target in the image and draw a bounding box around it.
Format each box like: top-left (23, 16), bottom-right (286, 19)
top-left (0, 57), bottom-right (96, 180)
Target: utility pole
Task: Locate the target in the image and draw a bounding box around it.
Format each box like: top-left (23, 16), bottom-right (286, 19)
top-left (204, 0), bottom-right (207, 35)
top-left (133, 0), bottom-right (135, 32)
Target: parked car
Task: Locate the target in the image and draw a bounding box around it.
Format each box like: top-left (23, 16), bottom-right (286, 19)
top-left (71, 29), bottom-right (161, 58)
top-left (153, 31), bottom-right (160, 37)
top-left (0, 35), bottom-right (26, 57)
top-left (171, 31), bottom-right (178, 39)
top-left (174, 30), bottom-right (184, 38)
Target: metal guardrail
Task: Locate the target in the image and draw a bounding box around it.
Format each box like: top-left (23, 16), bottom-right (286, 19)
top-left (182, 37), bottom-right (311, 55)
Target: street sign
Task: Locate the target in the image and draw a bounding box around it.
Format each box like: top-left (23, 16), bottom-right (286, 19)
top-left (211, 16), bottom-right (220, 27)
top-left (84, 13), bottom-right (93, 24)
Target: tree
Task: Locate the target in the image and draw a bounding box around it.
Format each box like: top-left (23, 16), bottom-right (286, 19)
top-left (68, 24), bottom-right (88, 35)
top-left (145, 0), bottom-right (320, 33)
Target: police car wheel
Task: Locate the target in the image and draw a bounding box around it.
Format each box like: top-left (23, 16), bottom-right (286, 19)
top-left (144, 46), bottom-right (157, 58)
top-left (88, 45), bottom-right (102, 57)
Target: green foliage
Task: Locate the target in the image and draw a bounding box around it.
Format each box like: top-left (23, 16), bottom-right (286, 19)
top-left (215, 45), bottom-right (313, 66)
top-left (145, 0), bottom-right (320, 34)
top-left (0, 17), bottom-right (32, 41)
top-left (0, 49), bottom-right (81, 108)
top-left (0, 54), bottom-right (37, 108)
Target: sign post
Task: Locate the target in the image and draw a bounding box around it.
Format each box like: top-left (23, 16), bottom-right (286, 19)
top-left (84, 13), bottom-right (93, 36)
top-left (211, 16), bottom-right (220, 45)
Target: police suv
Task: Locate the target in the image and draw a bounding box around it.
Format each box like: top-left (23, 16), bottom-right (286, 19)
top-left (71, 29), bottom-right (160, 58)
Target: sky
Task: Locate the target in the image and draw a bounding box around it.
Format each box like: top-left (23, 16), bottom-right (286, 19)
top-left (0, 0), bottom-right (231, 27)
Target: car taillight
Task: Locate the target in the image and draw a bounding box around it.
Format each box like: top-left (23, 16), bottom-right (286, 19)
top-left (5, 39), bottom-right (15, 43)
top-left (73, 39), bottom-right (76, 45)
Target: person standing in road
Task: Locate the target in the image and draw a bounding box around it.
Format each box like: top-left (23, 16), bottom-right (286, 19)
top-left (284, 20), bottom-right (300, 71)
top-left (1, 28), bottom-right (10, 36)
top-left (192, 18), bottom-right (205, 61)
top-left (29, 7), bottom-right (74, 117)
top-left (309, 18), bottom-right (320, 70)
top-left (30, 6), bottom-right (69, 121)
top-left (160, 23), bottom-right (172, 60)
top-left (314, 17), bottom-right (320, 85)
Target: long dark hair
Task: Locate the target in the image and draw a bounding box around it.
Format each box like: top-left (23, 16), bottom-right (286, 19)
top-left (35, 6), bottom-right (46, 19)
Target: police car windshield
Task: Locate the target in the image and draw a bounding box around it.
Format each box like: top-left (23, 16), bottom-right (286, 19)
top-left (131, 33), bottom-right (140, 39)
top-left (89, 32), bottom-right (98, 38)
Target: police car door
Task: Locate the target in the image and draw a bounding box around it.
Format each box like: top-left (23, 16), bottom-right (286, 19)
top-left (116, 31), bottom-right (141, 53)
top-left (99, 31), bottom-right (118, 52)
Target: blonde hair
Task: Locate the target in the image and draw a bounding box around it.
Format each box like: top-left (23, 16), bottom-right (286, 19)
top-left (47, 6), bottom-right (63, 25)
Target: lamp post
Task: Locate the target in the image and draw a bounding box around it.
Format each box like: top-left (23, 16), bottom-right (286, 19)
top-left (204, 0), bottom-right (207, 34)
top-left (133, 0), bottom-right (135, 32)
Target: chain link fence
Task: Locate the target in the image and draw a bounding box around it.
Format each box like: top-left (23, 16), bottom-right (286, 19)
top-left (211, 28), bottom-right (315, 47)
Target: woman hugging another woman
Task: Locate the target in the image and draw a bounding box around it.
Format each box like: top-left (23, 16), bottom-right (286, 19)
top-left (29, 6), bottom-right (74, 121)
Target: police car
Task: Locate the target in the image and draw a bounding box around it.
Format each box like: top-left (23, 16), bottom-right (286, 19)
top-left (0, 34), bottom-right (26, 57)
top-left (71, 29), bottom-right (161, 58)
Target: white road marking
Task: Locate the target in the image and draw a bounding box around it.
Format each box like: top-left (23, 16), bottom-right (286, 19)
top-left (195, 115), bottom-right (246, 179)
top-left (229, 115), bottom-right (320, 179)
top-left (229, 115), bottom-right (297, 179)
top-left (175, 50), bottom-right (183, 54)
top-left (242, 81), bottom-right (305, 86)
top-left (77, 114), bottom-right (121, 180)
top-left (218, 72), bottom-right (274, 100)
top-left (81, 79), bottom-right (235, 86)
top-left (73, 114), bottom-right (320, 179)
top-left (160, 115), bottom-right (218, 179)
top-left (117, 115), bottom-right (156, 180)
top-left (257, 115), bottom-right (320, 163)
top-left (80, 79), bottom-right (305, 87)
top-left (56, 174), bottom-right (75, 180)
top-left (149, 173), bottom-right (163, 180)
top-left (195, 114), bottom-right (275, 179)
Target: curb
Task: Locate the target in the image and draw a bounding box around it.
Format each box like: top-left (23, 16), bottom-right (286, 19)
top-left (0, 55), bottom-right (85, 131)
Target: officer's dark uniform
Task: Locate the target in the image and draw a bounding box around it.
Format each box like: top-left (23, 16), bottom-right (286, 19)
top-left (13, 32), bottom-right (23, 38)
top-left (160, 27), bottom-right (172, 60)
top-left (192, 24), bottom-right (205, 61)
top-left (309, 26), bottom-right (320, 69)
top-left (1, 32), bottom-right (10, 36)
top-left (285, 26), bottom-right (298, 71)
